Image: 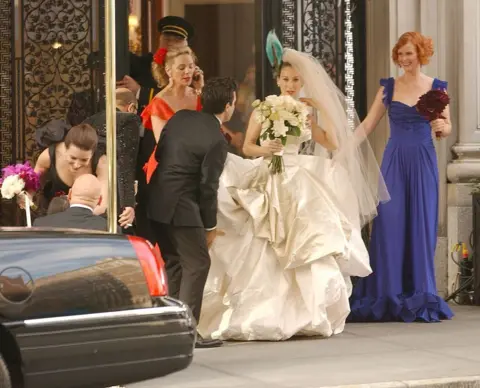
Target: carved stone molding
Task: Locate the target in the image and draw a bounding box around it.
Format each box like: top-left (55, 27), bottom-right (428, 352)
top-left (447, 144), bottom-right (480, 183)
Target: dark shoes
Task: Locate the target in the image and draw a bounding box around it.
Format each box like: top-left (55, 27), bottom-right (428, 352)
top-left (195, 333), bottom-right (223, 348)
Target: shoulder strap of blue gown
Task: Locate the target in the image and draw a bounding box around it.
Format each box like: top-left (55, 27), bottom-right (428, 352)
top-left (433, 78), bottom-right (448, 91)
top-left (379, 77), bottom-right (394, 107)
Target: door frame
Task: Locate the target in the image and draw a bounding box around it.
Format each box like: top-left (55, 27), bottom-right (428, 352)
top-left (162, 0), bottom-right (278, 100)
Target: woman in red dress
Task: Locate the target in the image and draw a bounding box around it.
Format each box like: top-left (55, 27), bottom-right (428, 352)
top-left (141, 46), bottom-right (204, 183)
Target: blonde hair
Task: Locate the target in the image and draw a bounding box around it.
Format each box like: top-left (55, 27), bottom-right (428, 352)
top-left (152, 47), bottom-right (196, 88)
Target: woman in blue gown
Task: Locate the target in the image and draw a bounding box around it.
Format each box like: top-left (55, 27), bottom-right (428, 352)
top-left (349, 32), bottom-right (454, 322)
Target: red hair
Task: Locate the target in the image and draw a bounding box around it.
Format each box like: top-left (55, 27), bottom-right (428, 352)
top-left (392, 32), bottom-right (434, 66)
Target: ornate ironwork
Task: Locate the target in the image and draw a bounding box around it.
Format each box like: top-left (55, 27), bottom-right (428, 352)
top-left (0, 0), bottom-right (15, 226)
top-left (281, 0), bottom-right (297, 49)
top-left (300, 0), bottom-right (341, 85)
top-left (21, 0), bottom-right (94, 162)
top-left (0, 0), bottom-right (14, 167)
top-left (344, 0), bottom-right (355, 131)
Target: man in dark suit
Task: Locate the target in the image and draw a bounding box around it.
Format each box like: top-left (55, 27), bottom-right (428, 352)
top-left (148, 77), bottom-right (237, 348)
top-left (34, 174), bottom-right (107, 231)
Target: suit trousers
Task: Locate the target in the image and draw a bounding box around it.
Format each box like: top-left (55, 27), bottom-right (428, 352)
top-left (152, 221), bottom-right (210, 323)
top-left (134, 200), bottom-right (156, 245)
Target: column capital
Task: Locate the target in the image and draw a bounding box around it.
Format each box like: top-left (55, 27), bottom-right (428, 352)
top-left (447, 143), bottom-right (480, 183)
top-left (447, 0), bottom-right (480, 183)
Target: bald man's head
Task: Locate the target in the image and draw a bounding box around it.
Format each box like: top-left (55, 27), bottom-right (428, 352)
top-left (116, 88), bottom-right (137, 114)
top-left (68, 174), bottom-right (102, 210)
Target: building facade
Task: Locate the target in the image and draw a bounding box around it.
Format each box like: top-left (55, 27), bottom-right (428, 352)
top-left (1, 0), bottom-right (479, 297)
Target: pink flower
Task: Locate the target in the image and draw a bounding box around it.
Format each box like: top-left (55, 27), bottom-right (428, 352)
top-left (0, 161), bottom-right (40, 192)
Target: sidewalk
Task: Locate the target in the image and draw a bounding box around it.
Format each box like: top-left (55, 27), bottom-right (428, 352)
top-left (130, 305), bottom-right (480, 388)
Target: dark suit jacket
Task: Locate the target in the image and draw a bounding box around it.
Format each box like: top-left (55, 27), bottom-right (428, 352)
top-left (83, 110), bottom-right (141, 209)
top-left (148, 110), bottom-right (228, 229)
top-left (33, 206), bottom-right (107, 231)
top-left (129, 52), bottom-right (161, 114)
top-left (138, 85), bottom-right (161, 115)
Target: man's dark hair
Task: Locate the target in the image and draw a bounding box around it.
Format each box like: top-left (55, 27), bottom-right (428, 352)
top-left (201, 77), bottom-right (238, 115)
top-left (47, 195), bottom-right (70, 215)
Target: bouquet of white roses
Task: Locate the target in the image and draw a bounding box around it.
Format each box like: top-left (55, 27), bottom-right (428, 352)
top-left (252, 95), bottom-right (309, 174)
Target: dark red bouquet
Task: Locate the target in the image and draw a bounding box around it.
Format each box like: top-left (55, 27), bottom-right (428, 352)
top-left (416, 89), bottom-right (450, 138)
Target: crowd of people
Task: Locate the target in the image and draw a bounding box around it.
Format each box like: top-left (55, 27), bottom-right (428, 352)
top-left (12, 15), bottom-right (454, 348)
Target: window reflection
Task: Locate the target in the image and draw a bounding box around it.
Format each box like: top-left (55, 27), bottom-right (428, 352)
top-left (128, 2), bottom-right (142, 55)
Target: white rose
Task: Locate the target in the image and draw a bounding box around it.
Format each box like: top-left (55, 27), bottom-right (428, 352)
top-left (252, 99), bottom-right (261, 108)
top-left (282, 95), bottom-right (297, 112)
top-left (269, 110), bottom-right (280, 122)
top-left (1, 175), bottom-right (25, 200)
top-left (273, 120), bottom-right (288, 137)
top-left (300, 107), bottom-right (310, 122)
top-left (0, 186), bottom-right (13, 200)
top-left (288, 117), bottom-right (299, 127)
top-left (261, 104), bottom-right (271, 118)
top-left (266, 95), bottom-right (283, 108)
top-left (278, 109), bottom-right (288, 120)
top-left (254, 109), bottom-right (264, 123)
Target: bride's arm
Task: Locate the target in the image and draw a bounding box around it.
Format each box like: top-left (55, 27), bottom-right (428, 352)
top-left (242, 111), bottom-right (282, 158)
top-left (357, 87), bottom-right (387, 137)
top-left (300, 98), bottom-right (338, 151)
top-left (311, 122), bottom-right (337, 151)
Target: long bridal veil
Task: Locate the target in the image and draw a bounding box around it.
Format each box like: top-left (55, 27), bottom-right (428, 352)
top-left (283, 48), bottom-right (390, 227)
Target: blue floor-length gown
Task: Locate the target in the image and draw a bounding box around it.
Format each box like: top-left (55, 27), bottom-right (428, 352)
top-left (349, 77), bottom-right (454, 322)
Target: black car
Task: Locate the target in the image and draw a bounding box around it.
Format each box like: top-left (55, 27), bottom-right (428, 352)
top-left (0, 228), bottom-right (195, 388)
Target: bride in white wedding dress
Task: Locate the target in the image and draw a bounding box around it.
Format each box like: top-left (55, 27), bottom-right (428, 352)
top-left (198, 35), bottom-right (388, 341)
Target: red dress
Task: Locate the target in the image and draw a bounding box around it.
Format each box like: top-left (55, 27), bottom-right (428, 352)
top-left (141, 96), bottom-right (202, 183)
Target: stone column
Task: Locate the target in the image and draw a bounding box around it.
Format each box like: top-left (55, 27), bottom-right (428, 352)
top-left (418, 0), bottom-right (451, 296)
top-left (446, 0), bottom-right (480, 294)
top-left (365, 0), bottom-right (391, 162)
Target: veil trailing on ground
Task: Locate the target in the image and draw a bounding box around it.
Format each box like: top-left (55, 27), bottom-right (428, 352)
top-left (281, 48), bottom-right (390, 227)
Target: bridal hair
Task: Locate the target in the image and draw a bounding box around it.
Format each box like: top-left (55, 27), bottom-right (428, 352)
top-left (64, 123), bottom-right (98, 152)
top-left (392, 32), bottom-right (434, 66)
top-left (277, 61), bottom-right (293, 75)
top-left (152, 46), bottom-right (197, 87)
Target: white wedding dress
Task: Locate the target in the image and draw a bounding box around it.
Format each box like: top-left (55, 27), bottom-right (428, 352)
top-left (198, 133), bottom-right (372, 341)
